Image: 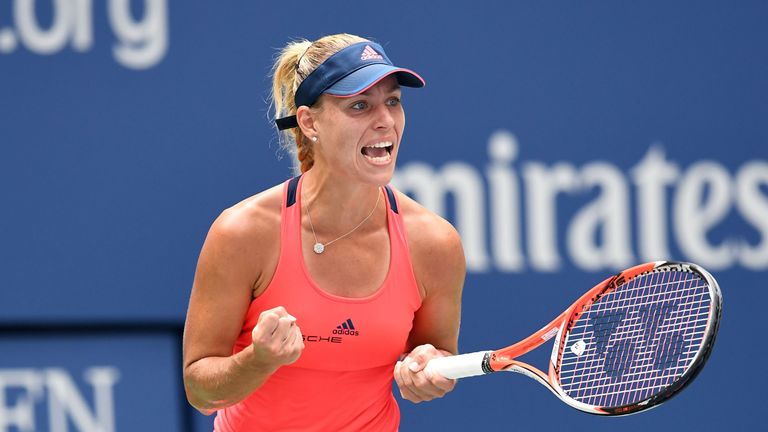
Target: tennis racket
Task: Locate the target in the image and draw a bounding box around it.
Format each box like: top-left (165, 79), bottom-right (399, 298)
top-left (425, 261), bottom-right (722, 416)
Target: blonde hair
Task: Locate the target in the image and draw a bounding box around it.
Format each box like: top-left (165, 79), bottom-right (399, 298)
top-left (271, 33), bottom-right (368, 173)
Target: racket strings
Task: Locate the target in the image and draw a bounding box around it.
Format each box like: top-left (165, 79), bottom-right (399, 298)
top-left (571, 281), bottom-right (708, 315)
top-left (597, 270), bottom-right (698, 405)
top-left (559, 328), bottom-right (708, 369)
top-left (557, 269), bottom-right (712, 408)
top-left (567, 305), bottom-right (710, 338)
top-left (575, 270), bottom-right (706, 406)
top-left (560, 344), bottom-right (700, 383)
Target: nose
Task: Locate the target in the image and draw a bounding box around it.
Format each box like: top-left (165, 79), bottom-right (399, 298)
top-left (372, 103), bottom-right (395, 130)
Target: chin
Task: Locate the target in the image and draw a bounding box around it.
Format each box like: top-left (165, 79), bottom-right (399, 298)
top-left (354, 162), bottom-right (394, 186)
top-left (356, 158), bottom-right (397, 186)
top-left (367, 169), bottom-right (395, 187)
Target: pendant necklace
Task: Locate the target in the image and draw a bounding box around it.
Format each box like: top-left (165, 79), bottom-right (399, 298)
top-left (305, 190), bottom-right (381, 254)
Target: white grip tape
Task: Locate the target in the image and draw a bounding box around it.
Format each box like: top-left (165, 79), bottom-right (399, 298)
top-left (423, 351), bottom-right (491, 379)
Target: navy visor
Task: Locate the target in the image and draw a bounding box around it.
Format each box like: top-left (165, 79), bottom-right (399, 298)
top-left (275, 41), bottom-right (425, 130)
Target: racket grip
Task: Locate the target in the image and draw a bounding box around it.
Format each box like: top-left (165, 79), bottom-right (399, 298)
top-left (424, 351), bottom-right (492, 379)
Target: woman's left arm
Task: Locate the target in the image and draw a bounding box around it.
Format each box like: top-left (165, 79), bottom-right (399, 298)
top-left (394, 211), bottom-right (466, 403)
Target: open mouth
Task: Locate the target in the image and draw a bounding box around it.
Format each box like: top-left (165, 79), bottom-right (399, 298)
top-left (360, 141), bottom-right (393, 164)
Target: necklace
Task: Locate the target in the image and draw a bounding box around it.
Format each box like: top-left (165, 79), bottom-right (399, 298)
top-left (305, 190), bottom-right (381, 254)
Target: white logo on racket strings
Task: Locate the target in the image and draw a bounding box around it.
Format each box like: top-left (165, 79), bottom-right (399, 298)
top-left (570, 339), bottom-right (587, 356)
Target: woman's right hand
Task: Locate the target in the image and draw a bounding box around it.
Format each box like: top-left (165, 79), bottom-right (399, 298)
top-left (250, 306), bottom-right (305, 372)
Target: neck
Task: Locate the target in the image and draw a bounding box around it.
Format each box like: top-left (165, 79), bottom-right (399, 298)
top-left (301, 168), bottom-right (385, 234)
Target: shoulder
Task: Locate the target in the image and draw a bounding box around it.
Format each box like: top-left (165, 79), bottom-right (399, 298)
top-left (210, 182), bottom-right (284, 245)
top-left (394, 189), bottom-right (465, 297)
top-left (198, 182), bottom-right (285, 292)
top-left (396, 190), bottom-right (462, 255)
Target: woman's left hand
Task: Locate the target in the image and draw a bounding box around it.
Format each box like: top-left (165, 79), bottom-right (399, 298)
top-left (394, 344), bottom-right (456, 403)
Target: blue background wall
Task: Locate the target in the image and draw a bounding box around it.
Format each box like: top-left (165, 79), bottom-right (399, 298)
top-left (1, 1), bottom-right (765, 430)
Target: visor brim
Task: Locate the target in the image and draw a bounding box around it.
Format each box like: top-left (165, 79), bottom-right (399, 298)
top-left (324, 64), bottom-right (425, 98)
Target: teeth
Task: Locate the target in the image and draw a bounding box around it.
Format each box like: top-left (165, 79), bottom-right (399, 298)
top-left (365, 154), bottom-right (391, 164)
top-left (361, 141), bottom-right (393, 166)
top-left (364, 141), bottom-right (393, 148)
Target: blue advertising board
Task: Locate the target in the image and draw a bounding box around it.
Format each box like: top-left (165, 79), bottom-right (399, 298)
top-left (1, 1), bottom-right (765, 431)
top-left (0, 329), bottom-right (184, 431)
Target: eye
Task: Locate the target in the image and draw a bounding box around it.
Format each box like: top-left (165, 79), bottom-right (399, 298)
top-left (351, 101), bottom-right (368, 110)
top-left (386, 97), bottom-right (401, 107)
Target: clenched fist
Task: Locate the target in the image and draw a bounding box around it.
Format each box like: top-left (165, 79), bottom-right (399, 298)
top-left (250, 306), bottom-right (304, 372)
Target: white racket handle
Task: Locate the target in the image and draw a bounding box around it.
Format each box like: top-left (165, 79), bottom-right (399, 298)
top-left (424, 351), bottom-right (492, 379)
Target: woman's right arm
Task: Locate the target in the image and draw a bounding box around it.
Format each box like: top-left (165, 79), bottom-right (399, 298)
top-left (182, 199), bottom-right (304, 415)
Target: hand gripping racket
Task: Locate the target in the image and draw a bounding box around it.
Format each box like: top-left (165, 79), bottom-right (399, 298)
top-left (425, 261), bottom-right (722, 415)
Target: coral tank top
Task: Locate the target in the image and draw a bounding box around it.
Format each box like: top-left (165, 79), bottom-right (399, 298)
top-left (214, 175), bottom-right (421, 431)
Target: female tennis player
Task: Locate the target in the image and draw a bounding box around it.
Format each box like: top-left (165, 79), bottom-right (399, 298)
top-left (182, 33), bottom-right (465, 431)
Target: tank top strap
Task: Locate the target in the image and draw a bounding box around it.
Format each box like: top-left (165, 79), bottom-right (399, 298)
top-left (383, 185), bottom-right (399, 214)
top-left (278, 174), bottom-right (304, 271)
top-left (382, 184), bottom-right (422, 310)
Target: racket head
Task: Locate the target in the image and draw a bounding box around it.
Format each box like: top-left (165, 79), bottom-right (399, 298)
top-left (549, 261), bottom-right (722, 415)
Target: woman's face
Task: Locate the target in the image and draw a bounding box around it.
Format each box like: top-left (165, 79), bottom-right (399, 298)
top-left (311, 75), bottom-right (405, 186)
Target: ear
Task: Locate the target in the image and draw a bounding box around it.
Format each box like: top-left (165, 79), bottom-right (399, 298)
top-left (296, 106), bottom-right (319, 138)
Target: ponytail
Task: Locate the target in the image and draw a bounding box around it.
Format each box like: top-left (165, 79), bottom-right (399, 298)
top-left (270, 34), bottom-right (368, 173)
top-left (271, 40), bottom-right (315, 172)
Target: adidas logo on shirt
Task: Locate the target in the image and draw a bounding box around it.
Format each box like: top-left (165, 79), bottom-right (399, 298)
top-left (302, 318), bottom-right (359, 344)
top-left (332, 318), bottom-right (359, 336)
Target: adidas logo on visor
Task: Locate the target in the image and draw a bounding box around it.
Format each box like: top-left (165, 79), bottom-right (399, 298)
top-left (361, 45), bottom-right (383, 61)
